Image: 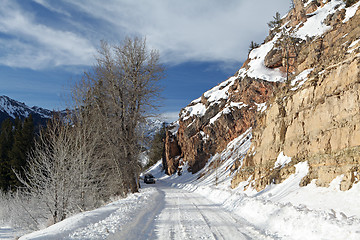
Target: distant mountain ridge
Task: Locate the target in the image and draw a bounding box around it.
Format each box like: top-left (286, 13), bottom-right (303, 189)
top-left (0, 95), bottom-right (166, 138)
top-left (0, 95), bottom-right (54, 126)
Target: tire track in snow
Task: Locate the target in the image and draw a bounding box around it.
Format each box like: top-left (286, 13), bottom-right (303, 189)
top-left (107, 187), bottom-right (164, 240)
top-left (184, 188), bottom-right (275, 240)
top-left (154, 183), bottom-right (260, 240)
top-left (108, 181), bottom-right (274, 239)
top-left (183, 189), bottom-right (250, 240)
top-left (187, 197), bottom-right (225, 239)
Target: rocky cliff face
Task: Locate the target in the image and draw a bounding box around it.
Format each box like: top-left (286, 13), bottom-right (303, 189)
top-left (163, 75), bottom-right (279, 175)
top-left (164, 0), bottom-right (360, 193)
top-left (232, 0), bottom-right (360, 191)
top-left (180, 77), bottom-right (280, 174)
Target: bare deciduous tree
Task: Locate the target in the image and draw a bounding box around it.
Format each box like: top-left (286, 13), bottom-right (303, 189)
top-left (74, 37), bottom-right (164, 195)
top-left (16, 115), bottom-right (103, 224)
top-left (15, 36), bottom-right (164, 226)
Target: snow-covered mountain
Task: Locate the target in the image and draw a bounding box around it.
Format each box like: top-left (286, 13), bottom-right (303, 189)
top-left (143, 118), bottom-right (166, 138)
top-left (0, 95), bottom-right (167, 138)
top-left (0, 95), bottom-right (54, 126)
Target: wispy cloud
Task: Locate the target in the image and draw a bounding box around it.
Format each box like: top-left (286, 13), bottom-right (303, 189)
top-left (0, 0), bottom-right (96, 69)
top-left (33, 0), bottom-right (71, 17)
top-left (0, 0), bottom-right (290, 70)
top-left (64, 0), bottom-right (290, 64)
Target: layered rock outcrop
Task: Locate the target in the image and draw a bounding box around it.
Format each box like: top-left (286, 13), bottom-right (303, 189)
top-left (164, 75), bottom-right (279, 174)
top-left (178, 77), bottom-right (279, 173)
top-left (232, 0), bottom-right (360, 191)
top-left (163, 124), bottom-right (181, 175)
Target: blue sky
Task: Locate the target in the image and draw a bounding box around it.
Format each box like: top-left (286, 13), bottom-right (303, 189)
top-left (0, 0), bottom-right (290, 122)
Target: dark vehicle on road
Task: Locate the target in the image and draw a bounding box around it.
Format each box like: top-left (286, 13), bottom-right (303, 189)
top-left (144, 174), bottom-right (156, 184)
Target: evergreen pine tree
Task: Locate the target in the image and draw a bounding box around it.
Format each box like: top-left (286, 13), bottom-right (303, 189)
top-left (248, 41), bottom-right (260, 54)
top-left (147, 123), bottom-right (166, 168)
top-left (267, 12), bottom-right (282, 29)
top-left (9, 115), bottom-right (35, 188)
top-left (0, 119), bottom-right (14, 191)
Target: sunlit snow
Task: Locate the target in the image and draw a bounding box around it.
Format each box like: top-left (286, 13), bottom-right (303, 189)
top-left (296, 0), bottom-right (345, 39)
top-left (274, 152), bottom-right (292, 169)
top-left (343, 1), bottom-right (360, 22)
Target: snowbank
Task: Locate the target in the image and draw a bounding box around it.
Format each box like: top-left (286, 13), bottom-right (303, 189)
top-left (19, 188), bottom-right (160, 240)
top-left (244, 39), bottom-right (285, 82)
top-left (162, 131), bottom-right (360, 240)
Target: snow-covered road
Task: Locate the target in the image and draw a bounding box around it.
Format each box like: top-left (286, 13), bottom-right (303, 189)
top-left (15, 159), bottom-right (360, 240)
top-left (109, 181), bottom-right (272, 240)
top-left (17, 179), bottom-right (272, 240)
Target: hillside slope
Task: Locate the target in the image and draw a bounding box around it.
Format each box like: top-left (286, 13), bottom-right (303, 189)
top-left (164, 0), bottom-right (360, 194)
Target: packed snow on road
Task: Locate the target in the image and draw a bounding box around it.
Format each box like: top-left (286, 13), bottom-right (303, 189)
top-left (14, 173), bottom-right (273, 239)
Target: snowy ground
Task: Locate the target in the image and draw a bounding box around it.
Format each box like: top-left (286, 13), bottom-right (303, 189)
top-left (0, 227), bottom-right (19, 240)
top-left (3, 129), bottom-right (360, 239)
top-left (16, 187), bottom-right (160, 240)
top-left (109, 181), bottom-right (272, 240)
top-left (10, 160), bottom-right (360, 239)
top-left (163, 131), bottom-right (360, 240)
top-left (12, 179), bottom-right (271, 239)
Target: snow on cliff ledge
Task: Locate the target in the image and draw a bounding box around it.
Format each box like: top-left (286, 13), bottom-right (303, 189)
top-left (179, 0), bottom-right (360, 124)
top-left (180, 74), bottom-right (239, 121)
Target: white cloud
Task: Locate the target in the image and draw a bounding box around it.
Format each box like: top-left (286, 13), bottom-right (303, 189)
top-left (159, 111), bottom-right (179, 123)
top-left (0, 0), bottom-right (290, 69)
top-left (0, 0), bottom-right (96, 69)
top-left (64, 0), bottom-right (290, 64)
top-left (33, 0), bottom-right (71, 17)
